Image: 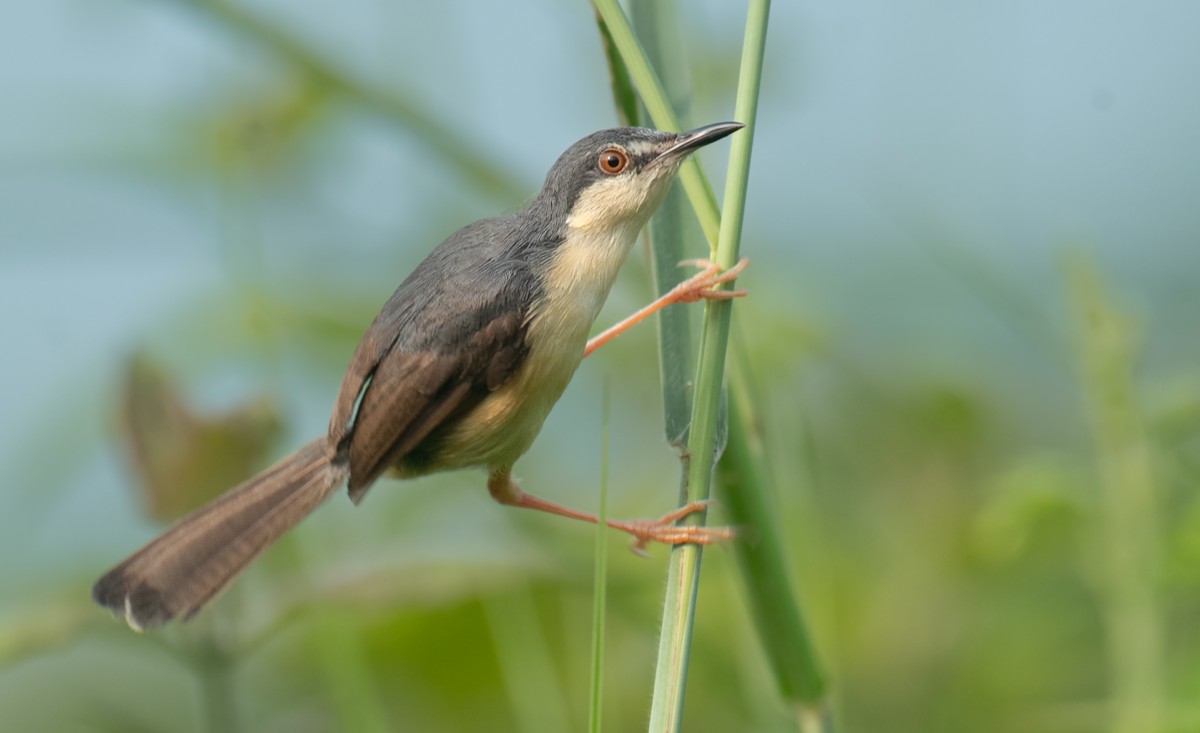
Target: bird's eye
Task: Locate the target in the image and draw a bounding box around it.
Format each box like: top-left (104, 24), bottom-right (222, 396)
top-left (597, 148), bottom-right (629, 175)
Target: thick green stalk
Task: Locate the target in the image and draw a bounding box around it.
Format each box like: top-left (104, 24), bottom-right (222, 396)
top-left (626, 0), bottom-right (703, 444)
top-left (722, 345), bottom-right (831, 728)
top-left (594, 0), bottom-right (828, 727)
top-left (648, 2), bottom-right (770, 730)
top-left (1067, 256), bottom-right (1162, 733)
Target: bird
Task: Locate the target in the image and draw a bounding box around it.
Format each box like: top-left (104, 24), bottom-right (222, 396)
top-left (93, 121), bottom-right (747, 631)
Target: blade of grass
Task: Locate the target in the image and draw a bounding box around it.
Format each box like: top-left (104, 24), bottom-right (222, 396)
top-left (722, 344), bottom-right (831, 730)
top-left (629, 0), bottom-right (704, 445)
top-left (648, 1), bottom-right (770, 729)
top-left (171, 0), bottom-right (526, 200)
top-left (1066, 254), bottom-right (1163, 733)
top-left (588, 377), bottom-right (612, 733)
top-left (594, 12), bottom-right (641, 128)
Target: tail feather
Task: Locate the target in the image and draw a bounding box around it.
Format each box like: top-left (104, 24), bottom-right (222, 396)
top-left (93, 438), bottom-right (344, 630)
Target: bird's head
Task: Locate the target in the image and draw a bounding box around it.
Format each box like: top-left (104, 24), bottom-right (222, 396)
top-left (537, 122), bottom-right (744, 234)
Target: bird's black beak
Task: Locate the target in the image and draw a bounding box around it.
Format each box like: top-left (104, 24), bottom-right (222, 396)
top-left (649, 121), bottom-right (744, 167)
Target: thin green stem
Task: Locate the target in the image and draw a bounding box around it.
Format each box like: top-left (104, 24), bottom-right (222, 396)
top-left (723, 345), bottom-right (830, 720)
top-left (648, 1), bottom-right (770, 730)
top-left (192, 639), bottom-right (240, 733)
top-left (588, 378), bottom-right (612, 733)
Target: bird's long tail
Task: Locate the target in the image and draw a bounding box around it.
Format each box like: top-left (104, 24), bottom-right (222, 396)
top-left (92, 438), bottom-right (345, 630)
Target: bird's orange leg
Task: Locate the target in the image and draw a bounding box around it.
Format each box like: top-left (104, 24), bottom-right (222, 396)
top-left (487, 469), bottom-right (734, 552)
top-left (584, 258), bottom-right (749, 358)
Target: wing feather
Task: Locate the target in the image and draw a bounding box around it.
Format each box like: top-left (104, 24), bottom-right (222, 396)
top-left (327, 219), bottom-right (545, 501)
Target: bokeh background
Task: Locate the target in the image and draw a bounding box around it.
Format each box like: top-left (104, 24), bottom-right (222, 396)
top-left (3, 1), bottom-right (1200, 732)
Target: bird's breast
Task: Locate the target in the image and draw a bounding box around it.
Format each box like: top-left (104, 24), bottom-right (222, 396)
top-left (421, 222), bottom-right (640, 470)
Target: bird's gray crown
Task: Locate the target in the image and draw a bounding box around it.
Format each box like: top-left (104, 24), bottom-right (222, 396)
top-left (534, 126), bottom-right (676, 213)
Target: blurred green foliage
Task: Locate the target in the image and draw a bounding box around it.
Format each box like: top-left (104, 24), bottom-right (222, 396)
top-left (3, 1), bottom-right (1200, 732)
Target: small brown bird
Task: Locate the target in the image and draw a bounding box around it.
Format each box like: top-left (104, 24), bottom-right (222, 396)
top-left (93, 122), bottom-right (746, 630)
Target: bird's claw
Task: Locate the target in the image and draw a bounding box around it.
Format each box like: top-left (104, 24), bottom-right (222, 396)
top-left (624, 500), bottom-right (735, 554)
top-left (670, 258), bottom-right (750, 304)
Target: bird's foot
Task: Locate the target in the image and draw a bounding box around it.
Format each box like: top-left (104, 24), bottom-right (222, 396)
top-left (669, 258), bottom-right (750, 304)
top-left (614, 501), bottom-right (736, 555)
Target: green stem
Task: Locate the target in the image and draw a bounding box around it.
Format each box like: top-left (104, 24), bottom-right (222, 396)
top-left (595, 0), bottom-right (826, 727)
top-left (1067, 256), bottom-right (1162, 733)
top-left (722, 344), bottom-right (830, 719)
top-left (193, 640), bottom-right (240, 733)
top-left (648, 1), bottom-right (770, 730)
top-left (625, 0), bottom-right (702, 444)
top-left (588, 378), bottom-right (612, 733)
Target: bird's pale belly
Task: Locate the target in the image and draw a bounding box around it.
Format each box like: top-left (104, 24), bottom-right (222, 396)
top-left (397, 221), bottom-right (634, 475)
top-left (437, 344), bottom-right (582, 469)
top-left (401, 301), bottom-right (595, 474)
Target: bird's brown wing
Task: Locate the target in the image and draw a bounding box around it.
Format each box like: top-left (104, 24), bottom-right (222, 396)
top-left (341, 308), bottom-right (528, 502)
top-left (326, 245), bottom-right (539, 502)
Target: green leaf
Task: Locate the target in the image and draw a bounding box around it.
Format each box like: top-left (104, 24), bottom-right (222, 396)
top-left (593, 12), bottom-right (641, 128)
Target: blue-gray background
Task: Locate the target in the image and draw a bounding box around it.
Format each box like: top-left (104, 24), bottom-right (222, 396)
top-left (2, 1), bottom-right (1199, 732)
